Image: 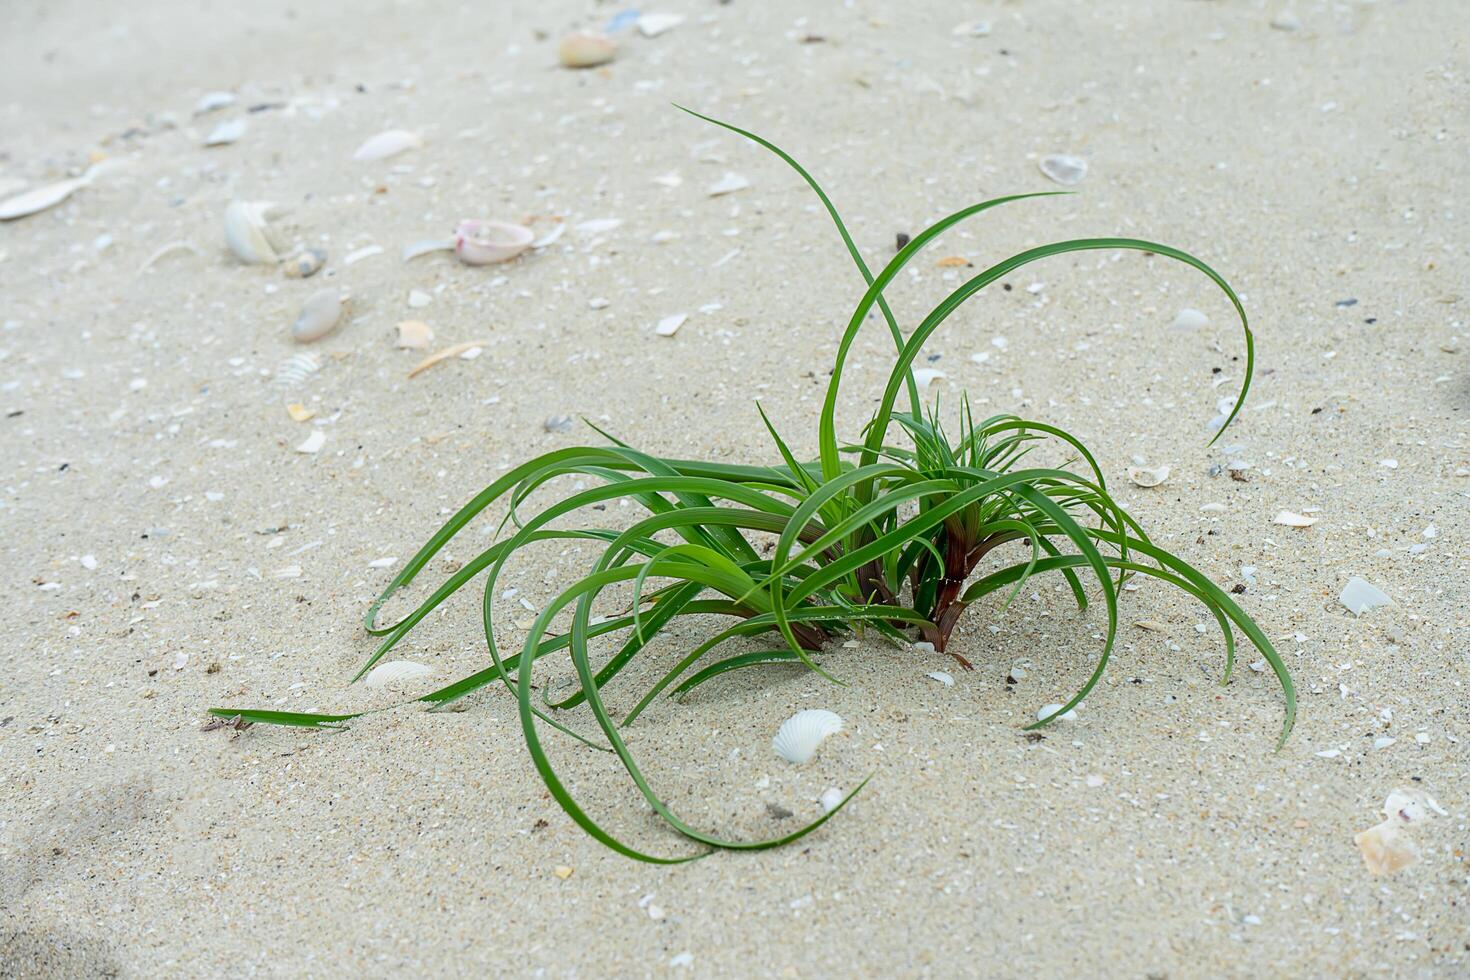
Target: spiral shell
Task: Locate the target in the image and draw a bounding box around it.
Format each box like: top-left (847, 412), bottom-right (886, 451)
top-left (771, 709), bottom-right (843, 764)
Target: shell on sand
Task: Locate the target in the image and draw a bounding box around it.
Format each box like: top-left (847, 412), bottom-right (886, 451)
top-left (352, 129), bottom-right (421, 162)
top-left (772, 709), bottom-right (843, 764)
top-left (274, 352), bottom-right (322, 387)
top-left (292, 289), bottom-right (345, 343)
top-left (224, 200), bottom-right (282, 264)
top-left (0, 176), bottom-right (89, 221)
top-left (558, 32), bottom-right (616, 68)
top-left (363, 660), bottom-right (433, 689)
top-left (454, 219), bottom-right (534, 266)
top-left (283, 248), bottom-right (326, 279)
top-left (1127, 464), bottom-right (1170, 488)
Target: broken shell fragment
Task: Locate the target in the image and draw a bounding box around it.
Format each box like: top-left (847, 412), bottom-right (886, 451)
top-left (282, 248), bottom-right (326, 279)
top-left (1127, 464), bottom-right (1170, 488)
top-left (1172, 307), bottom-right (1209, 331)
top-left (395, 320), bottom-right (434, 349)
top-left (772, 709), bottom-right (843, 765)
top-left (558, 32), bottom-right (617, 68)
top-left (223, 200), bottom-right (282, 264)
top-left (638, 12), bottom-right (685, 37)
top-left (402, 238), bottom-right (454, 262)
top-left (454, 219), bottom-right (534, 266)
top-left (195, 91), bottom-right (237, 114)
top-left (1037, 703), bottom-right (1078, 723)
top-left (0, 176), bottom-right (89, 221)
top-left (1273, 510), bottom-right (1318, 528)
top-left (274, 352), bottom-right (321, 387)
top-left (655, 313), bottom-right (687, 337)
top-left (1339, 576), bottom-right (1391, 616)
top-left (707, 172), bottom-right (750, 197)
top-left (204, 118), bottom-right (247, 146)
top-left (295, 429), bottom-right (326, 454)
top-left (352, 129), bottom-right (422, 162)
top-left (292, 289), bottom-right (345, 343)
top-left (362, 659), bottom-right (433, 689)
top-left (1039, 154), bottom-right (1088, 186)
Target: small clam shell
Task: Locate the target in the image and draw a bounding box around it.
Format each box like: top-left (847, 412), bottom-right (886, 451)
top-left (292, 289), bottom-right (345, 343)
top-left (1127, 464), bottom-right (1170, 488)
top-left (223, 200), bottom-right (281, 264)
top-left (352, 129), bottom-right (422, 162)
top-left (0, 176), bottom-right (88, 221)
top-left (1038, 154), bottom-right (1088, 186)
top-left (1037, 703), bottom-right (1078, 723)
top-left (558, 31), bottom-right (616, 68)
top-left (274, 352), bottom-right (322, 387)
top-left (454, 219), bottom-right (534, 266)
top-left (363, 659), bottom-right (433, 689)
top-left (772, 709), bottom-right (843, 764)
top-left (282, 248), bottom-right (326, 279)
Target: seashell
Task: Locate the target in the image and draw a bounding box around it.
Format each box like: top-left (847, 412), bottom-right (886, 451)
top-left (772, 709), bottom-right (843, 764)
top-left (574, 218), bottom-right (622, 235)
top-left (1038, 154), bottom-right (1088, 186)
top-left (655, 313), bottom-right (687, 337)
top-left (707, 172), bottom-right (750, 197)
top-left (531, 222), bottom-right (566, 248)
top-left (1339, 576), bottom-right (1390, 615)
top-left (343, 244), bottom-right (384, 266)
top-left (544, 415), bottom-right (574, 433)
top-left (1007, 665), bottom-right (1027, 683)
top-left (912, 368), bottom-right (945, 389)
top-left (285, 403), bottom-right (315, 422)
top-left (638, 12), bottom-right (685, 37)
top-left (204, 118), bottom-right (247, 146)
top-left (927, 671), bottom-right (954, 686)
top-left (139, 240), bottom-right (202, 272)
top-left (195, 91), bottom-right (237, 114)
top-left (1273, 510), bottom-right (1317, 528)
top-left (952, 20), bottom-right (992, 37)
top-left (295, 429), bottom-right (326, 454)
top-left (395, 320), bottom-right (434, 349)
top-left (1172, 307), bottom-right (1209, 331)
top-left (818, 787), bottom-right (845, 814)
top-left (0, 176), bottom-right (89, 221)
top-left (223, 200), bottom-right (282, 264)
top-left (558, 32), bottom-right (616, 68)
top-left (352, 129), bottom-right (422, 162)
top-left (363, 659), bottom-right (433, 689)
top-left (403, 238), bottom-right (454, 262)
top-left (1354, 821), bottom-right (1417, 875)
top-left (274, 352), bottom-right (322, 387)
top-left (407, 340), bottom-right (493, 379)
top-left (1127, 464), bottom-right (1170, 488)
top-left (282, 247), bottom-right (326, 279)
top-left (1036, 703), bottom-right (1078, 723)
top-left (454, 219), bottom-right (533, 266)
top-left (292, 289), bottom-right (345, 343)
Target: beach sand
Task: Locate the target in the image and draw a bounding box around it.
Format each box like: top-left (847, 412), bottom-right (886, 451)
top-left (1, 0), bottom-right (1466, 975)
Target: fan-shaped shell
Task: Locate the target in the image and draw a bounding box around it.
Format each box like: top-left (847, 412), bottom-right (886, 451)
top-left (274, 352), bottom-right (321, 387)
top-left (363, 660), bottom-right (432, 689)
top-left (453, 219), bottom-right (533, 266)
top-left (772, 709), bottom-right (843, 764)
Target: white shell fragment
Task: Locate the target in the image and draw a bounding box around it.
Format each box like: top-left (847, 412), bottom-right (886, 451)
top-left (1339, 577), bottom-right (1391, 615)
top-left (274, 353), bottom-right (321, 387)
top-left (1355, 787), bottom-right (1446, 875)
top-left (1172, 307), bottom-right (1209, 331)
top-left (403, 238), bottom-right (455, 262)
top-left (195, 91), bottom-right (237, 114)
top-left (1038, 154), bottom-right (1088, 186)
top-left (772, 709), bottom-right (844, 764)
top-left (204, 118), bottom-right (247, 146)
top-left (558, 32), bottom-right (616, 68)
top-left (352, 129), bottom-right (422, 162)
top-left (223, 200), bottom-right (282, 264)
top-left (292, 289), bottom-right (345, 343)
top-left (1127, 464), bottom-right (1170, 488)
top-left (0, 176), bottom-right (88, 221)
top-left (926, 671), bottom-right (955, 687)
top-left (342, 244), bottom-right (384, 266)
top-left (819, 787), bottom-right (845, 814)
top-left (1273, 510), bottom-right (1318, 528)
top-left (707, 172), bottom-right (750, 197)
top-left (395, 320), bottom-right (434, 349)
top-left (912, 368), bottom-right (945, 390)
top-left (638, 12), bottom-right (685, 37)
top-left (1037, 703), bottom-right (1078, 723)
top-left (952, 20), bottom-right (992, 37)
top-left (454, 219), bottom-right (534, 266)
top-left (655, 313), bottom-right (687, 337)
top-left (282, 248), bottom-right (326, 279)
top-left (363, 659), bottom-right (433, 689)
top-left (295, 429), bottom-right (326, 454)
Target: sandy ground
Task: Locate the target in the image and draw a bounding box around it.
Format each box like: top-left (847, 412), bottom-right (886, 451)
top-left (2, 0), bottom-right (1467, 976)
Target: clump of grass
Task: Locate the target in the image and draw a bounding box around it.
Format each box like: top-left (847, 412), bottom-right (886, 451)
top-left (209, 108), bottom-right (1295, 862)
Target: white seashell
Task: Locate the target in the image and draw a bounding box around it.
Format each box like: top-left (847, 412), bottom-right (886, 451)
top-left (1127, 464), bottom-right (1170, 488)
top-left (1383, 788), bottom-right (1446, 823)
top-left (403, 238), bottom-right (454, 261)
top-left (367, 556), bottom-right (397, 569)
top-left (395, 320), bottom-right (434, 349)
top-left (223, 200), bottom-right (282, 264)
top-left (1199, 502), bottom-right (1227, 513)
top-left (352, 129), bottom-right (421, 162)
top-left (1339, 576), bottom-right (1390, 616)
top-left (453, 219), bottom-right (534, 266)
top-left (1172, 307), bottom-right (1209, 331)
top-left (927, 671), bottom-right (954, 686)
top-left (952, 20), bottom-right (992, 37)
top-left (139, 240), bottom-right (203, 272)
top-left (558, 32), bottom-right (616, 68)
top-left (638, 12), bottom-right (685, 37)
top-left (912, 368), bottom-right (945, 390)
top-left (274, 352), bottom-right (322, 387)
top-left (655, 313), bottom-right (687, 337)
top-left (772, 709), bottom-right (843, 764)
top-left (818, 787), bottom-right (845, 814)
top-left (195, 91), bottom-right (237, 114)
top-left (574, 218), bottom-right (622, 235)
top-left (295, 429), bottom-right (326, 454)
top-left (282, 248), bottom-right (326, 279)
top-left (707, 172), bottom-right (749, 197)
top-left (292, 289), bottom-right (345, 343)
top-left (1007, 665), bottom-right (1027, 683)
top-left (363, 659), bottom-right (433, 689)
top-left (204, 118), bottom-right (247, 146)
top-left (912, 640), bottom-right (936, 655)
top-left (1037, 703), bottom-right (1077, 723)
top-left (531, 222), bottom-right (566, 248)
top-left (1273, 510), bottom-right (1317, 528)
top-left (0, 176), bottom-right (89, 221)
top-left (1038, 154), bottom-right (1088, 186)
top-left (342, 244), bottom-right (383, 266)
top-left (408, 289), bottom-right (432, 308)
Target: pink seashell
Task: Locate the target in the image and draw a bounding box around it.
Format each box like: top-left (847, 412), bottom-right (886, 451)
top-left (453, 220), bottom-right (534, 266)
